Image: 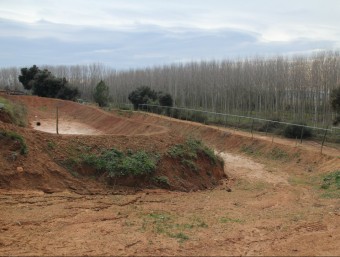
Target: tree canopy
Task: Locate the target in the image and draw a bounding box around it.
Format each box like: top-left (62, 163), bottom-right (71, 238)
top-left (128, 86), bottom-right (174, 110)
top-left (128, 86), bottom-right (158, 109)
top-left (93, 80), bottom-right (110, 107)
top-left (18, 65), bottom-right (79, 100)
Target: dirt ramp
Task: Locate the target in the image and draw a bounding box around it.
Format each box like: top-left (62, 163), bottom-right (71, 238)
top-left (6, 95), bottom-right (167, 136)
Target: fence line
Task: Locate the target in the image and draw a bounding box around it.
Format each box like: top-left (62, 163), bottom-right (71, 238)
top-left (138, 104), bottom-right (333, 132)
top-left (137, 103), bottom-right (339, 153)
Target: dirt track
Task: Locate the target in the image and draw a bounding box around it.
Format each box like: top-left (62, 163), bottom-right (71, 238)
top-left (0, 96), bottom-right (339, 256)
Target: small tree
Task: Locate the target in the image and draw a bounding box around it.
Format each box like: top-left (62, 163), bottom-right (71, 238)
top-left (330, 87), bottom-right (340, 125)
top-left (93, 80), bottom-right (110, 107)
top-left (128, 86), bottom-right (158, 110)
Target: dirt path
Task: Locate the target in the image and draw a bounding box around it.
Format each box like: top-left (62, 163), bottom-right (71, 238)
top-left (217, 151), bottom-right (289, 185)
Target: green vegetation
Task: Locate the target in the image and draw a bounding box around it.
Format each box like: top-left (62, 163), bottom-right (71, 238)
top-left (283, 123), bottom-right (312, 139)
top-left (93, 80), bottom-right (110, 107)
top-left (152, 176), bottom-right (170, 187)
top-left (220, 216), bottom-right (244, 224)
top-left (141, 212), bottom-right (208, 242)
top-left (240, 144), bottom-right (262, 157)
top-left (169, 232), bottom-right (189, 242)
top-left (47, 140), bottom-right (56, 150)
top-left (128, 86), bottom-right (158, 110)
top-left (268, 147), bottom-right (289, 161)
top-left (320, 170), bottom-right (340, 199)
top-left (288, 170), bottom-right (340, 199)
top-left (128, 86), bottom-right (173, 110)
top-left (168, 138), bottom-right (220, 168)
top-left (81, 148), bottom-right (159, 177)
top-left (0, 130), bottom-right (28, 155)
top-left (18, 65), bottom-right (79, 100)
top-left (0, 97), bottom-right (27, 127)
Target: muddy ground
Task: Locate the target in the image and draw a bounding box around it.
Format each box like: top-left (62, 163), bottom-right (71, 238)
top-left (0, 95), bottom-right (339, 256)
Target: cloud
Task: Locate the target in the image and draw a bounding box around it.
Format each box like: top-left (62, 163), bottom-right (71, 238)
top-left (0, 0), bottom-right (339, 68)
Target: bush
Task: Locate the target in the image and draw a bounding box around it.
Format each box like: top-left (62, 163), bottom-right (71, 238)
top-left (128, 86), bottom-right (158, 110)
top-left (258, 118), bottom-right (282, 133)
top-left (0, 130), bottom-right (28, 155)
top-left (168, 138), bottom-right (219, 167)
top-left (283, 123), bottom-right (312, 139)
top-left (81, 148), bottom-right (158, 177)
top-left (189, 111), bottom-right (208, 123)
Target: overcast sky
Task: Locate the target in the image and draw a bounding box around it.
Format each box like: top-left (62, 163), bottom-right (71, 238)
top-left (0, 0), bottom-right (339, 69)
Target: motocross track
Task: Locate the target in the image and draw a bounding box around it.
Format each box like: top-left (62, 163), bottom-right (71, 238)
top-left (0, 95), bottom-right (339, 256)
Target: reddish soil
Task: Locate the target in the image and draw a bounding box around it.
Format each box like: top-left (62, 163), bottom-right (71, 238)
top-left (0, 95), bottom-right (339, 256)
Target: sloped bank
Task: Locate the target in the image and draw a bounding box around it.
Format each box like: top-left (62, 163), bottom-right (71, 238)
top-left (59, 138), bottom-right (226, 192)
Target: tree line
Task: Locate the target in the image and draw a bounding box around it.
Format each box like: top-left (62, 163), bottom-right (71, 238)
top-left (0, 51), bottom-right (339, 126)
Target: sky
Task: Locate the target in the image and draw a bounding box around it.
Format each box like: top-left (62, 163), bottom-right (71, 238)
top-left (0, 0), bottom-right (339, 69)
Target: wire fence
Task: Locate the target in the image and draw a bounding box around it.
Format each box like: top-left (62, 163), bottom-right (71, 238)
top-left (137, 104), bottom-right (340, 153)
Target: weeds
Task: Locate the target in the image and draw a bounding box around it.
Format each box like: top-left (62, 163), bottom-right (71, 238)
top-left (47, 140), bottom-right (56, 150)
top-left (81, 148), bottom-right (159, 177)
top-left (320, 170), bottom-right (340, 199)
top-left (268, 147), bottom-right (289, 161)
top-left (168, 138), bottom-right (220, 169)
top-left (241, 144), bottom-right (261, 157)
top-left (0, 97), bottom-right (27, 127)
top-left (152, 176), bottom-right (170, 187)
top-left (141, 212), bottom-right (208, 243)
top-left (220, 216), bottom-right (244, 224)
top-left (169, 232), bottom-right (189, 242)
top-left (0, 130), bottom-right (28, 155)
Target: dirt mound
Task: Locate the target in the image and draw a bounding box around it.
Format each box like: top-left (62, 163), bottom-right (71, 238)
top-left (0, 95), bottom-right (226, 193)
top-left (4, 95), bottom-right (168, 136)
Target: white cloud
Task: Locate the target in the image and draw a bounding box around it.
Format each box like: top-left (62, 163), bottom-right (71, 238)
top-left (0, 0), bottom-right (339, 68)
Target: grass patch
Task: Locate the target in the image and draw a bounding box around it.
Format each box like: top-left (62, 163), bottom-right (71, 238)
top-left (288, 171), bottom-right (340, 199)
top-left (240, 144), bottom-right (262, 157)
top-left (47, 140), bottom-right (56, 150)
top-left (0, 97), bottom-right (27, 127)
top-left (0, 130), bottom-right (28, 155)
top-left (141, 212), bottom-right (208, 242)
top-left (152, 176), bottom-right (170, 187)
top-left (268, 147), bottom-right (290, 161)
top-left (220, 216), bottom-right (244, 224)
top-left (169, 232), bottom-right (189, 242)
top-left (320, 170), bottom-right (340, 199)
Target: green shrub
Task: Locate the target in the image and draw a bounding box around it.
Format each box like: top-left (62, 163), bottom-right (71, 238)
top-left (283, 123), bottom-right (312, 139)
top-left (81, 148), bottom-right (158, 177)
top-left (152, 176), bottom-right (170, 186)
top-left (189, 111), bottom-right (208, 123)
top-left (0, 130), bottom-right (28, 155)
top-left (258, 118), bottom-right (282, 133)
top-left (168, 138), bottom-right (219, 167)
